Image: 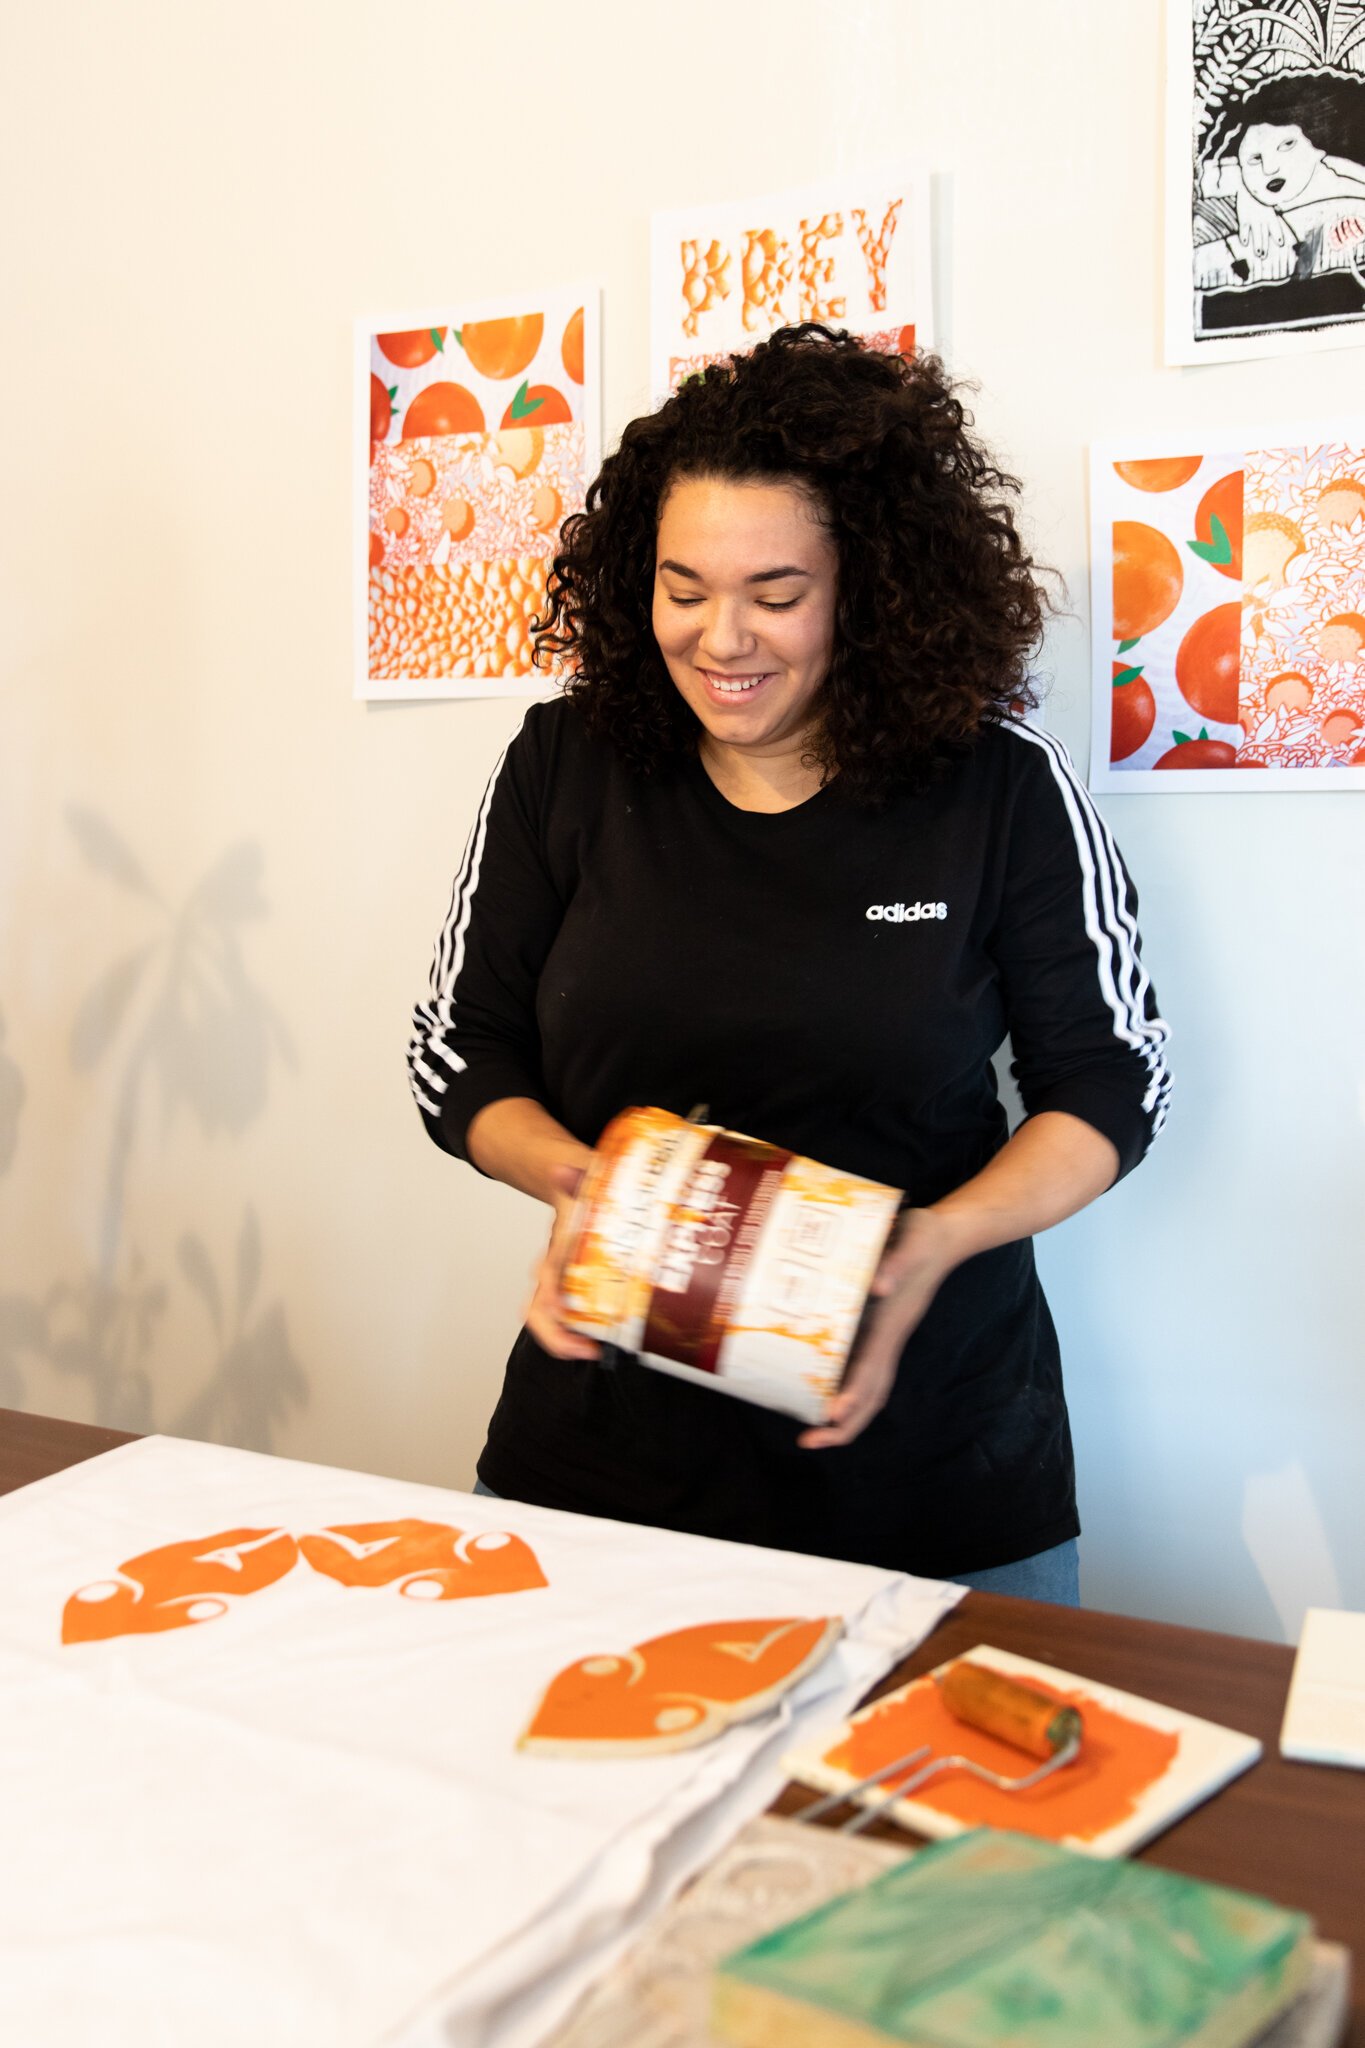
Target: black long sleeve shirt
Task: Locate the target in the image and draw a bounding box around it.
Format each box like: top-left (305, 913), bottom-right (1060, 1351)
top-left (409, 698), bottom-right (1169, 1576)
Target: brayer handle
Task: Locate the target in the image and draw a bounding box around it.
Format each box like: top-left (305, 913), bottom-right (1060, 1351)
top-left (938, 1660), bottom-right (1084, 1760)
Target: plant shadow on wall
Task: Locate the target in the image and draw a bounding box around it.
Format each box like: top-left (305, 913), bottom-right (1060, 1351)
top-left (0, 813), bottom-right (308, 1445)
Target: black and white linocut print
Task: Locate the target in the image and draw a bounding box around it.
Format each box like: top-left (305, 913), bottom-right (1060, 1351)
top-left (1169, 0), bottom-right (1365, 359)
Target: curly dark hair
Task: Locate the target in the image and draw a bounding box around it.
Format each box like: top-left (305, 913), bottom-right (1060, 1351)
top-left (534, 325), bottom-right (1050, 804)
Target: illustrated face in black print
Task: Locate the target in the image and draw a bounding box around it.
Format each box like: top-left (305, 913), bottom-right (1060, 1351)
top-left (1237, 123), bottom-right (1324, 208)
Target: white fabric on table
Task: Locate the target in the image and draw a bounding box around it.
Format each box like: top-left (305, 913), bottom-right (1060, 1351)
top-left (0, 1434), bottom-right (963, 2046)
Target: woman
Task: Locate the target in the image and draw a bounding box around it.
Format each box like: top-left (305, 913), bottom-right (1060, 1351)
top-left (408, 326), bottom-right (1169, 1603)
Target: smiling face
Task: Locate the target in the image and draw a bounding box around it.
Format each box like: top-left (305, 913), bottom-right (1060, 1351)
top-left (1237, 121), bottom-right (1323, 206)
top-left (652, 474), bottom-right (839, 776)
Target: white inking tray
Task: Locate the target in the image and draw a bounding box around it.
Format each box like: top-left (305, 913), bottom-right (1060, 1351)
top-left (783, 1643), bottom-right (1263, 1859)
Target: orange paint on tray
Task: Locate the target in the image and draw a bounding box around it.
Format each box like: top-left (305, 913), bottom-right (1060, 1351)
top-left (823, 1667), bottom-right (1179, 1843)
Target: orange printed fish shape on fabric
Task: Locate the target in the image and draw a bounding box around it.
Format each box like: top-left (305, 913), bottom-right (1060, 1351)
top-left (298, 1519), bottom-right (548, 1602)
top-left (520, 1615), bottom-right (842, 1755)
top-left (62, 1518), bottom-right (549, 1643)
top-left (62, 1527), bottom-right (299, 1643)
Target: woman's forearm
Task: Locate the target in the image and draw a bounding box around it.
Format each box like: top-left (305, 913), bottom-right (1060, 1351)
top-left (466, 1097), bottom-right (594, 1209)
top-left (466, 1097), bottom-right (602, 1361)
top-left (917, 1110), bottom-right (1120, 1272)
top-left (801, 1111), bottom-right (1121, 1448)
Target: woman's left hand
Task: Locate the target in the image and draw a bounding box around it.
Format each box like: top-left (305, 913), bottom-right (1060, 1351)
top-left (797, 1111), bottom-right (1121, 1451)
top-left (798, 1208), bottom-right (962, 1450)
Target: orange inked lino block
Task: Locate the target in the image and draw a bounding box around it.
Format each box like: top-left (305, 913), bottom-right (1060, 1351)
top-left (520, 1616), bottom-right (842, 1756)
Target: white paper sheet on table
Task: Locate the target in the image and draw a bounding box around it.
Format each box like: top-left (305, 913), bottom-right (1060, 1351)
top-left (0, 1434), bottom-right (962, 2048)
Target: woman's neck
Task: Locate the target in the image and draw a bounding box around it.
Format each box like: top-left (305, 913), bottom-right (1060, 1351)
top-left (699, 733), bottom-right (829, 813)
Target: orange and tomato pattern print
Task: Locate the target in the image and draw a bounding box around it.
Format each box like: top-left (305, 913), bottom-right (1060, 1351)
top-left (650, 173), bottom-right (933, 396)
top-left (1091, 426), bottom-right (1365, 788)
top-left (358, 290), bottom-right (599, 699)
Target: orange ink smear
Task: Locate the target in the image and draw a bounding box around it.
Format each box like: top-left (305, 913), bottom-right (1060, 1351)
top-left (823, 1667), bottom-right (1180, 1843)
top-left (298, 1519), bottom-right (547, 1601)
top-left (62, 1527), bottom-right (299, 1643)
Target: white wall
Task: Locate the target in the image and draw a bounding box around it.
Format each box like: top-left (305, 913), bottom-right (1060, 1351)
top-left (1, 0), bottom-right (1359, 1641)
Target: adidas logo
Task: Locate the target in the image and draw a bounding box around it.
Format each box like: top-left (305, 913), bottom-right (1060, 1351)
top-left (866, 902), bottom-right (947, 922)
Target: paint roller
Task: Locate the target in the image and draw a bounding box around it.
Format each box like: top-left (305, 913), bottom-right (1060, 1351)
top-left (798, 1659), bottom-right (1084, 1835)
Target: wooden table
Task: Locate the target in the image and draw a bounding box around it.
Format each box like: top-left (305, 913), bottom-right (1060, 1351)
top-left (5, 1407), bottom-right (1361, 2043)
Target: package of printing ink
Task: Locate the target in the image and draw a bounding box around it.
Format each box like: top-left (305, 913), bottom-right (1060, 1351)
top-left (559, 1107), bottom-right (902, 1424)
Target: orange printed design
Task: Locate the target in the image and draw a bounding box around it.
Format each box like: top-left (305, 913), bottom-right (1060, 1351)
top-left (369, 554), bottom-right (552, 682)
top-left (64, 1519), bottom-right (547, 1643)
top-left (1105, 439), bottom-right (1365, 774)
top-left (298, 1520), bottom-right (547, 1602)
top-left (822, 1668), bottom-right (1179, 1844)
top-left (520, 1615), bottom-right (842, 1754)
top-left (365, 298), bottom-right (590, 688)
top-left (797, 214), bottom-right (846, 323)
top-left (668, 326), bottom-right (914, 394)
top-left (680, 239), bottom-right (732, 338)
top-left (741, 229), bottom-right (795, 333)
top-left (367, 418), bottom-right (585, 682)
top-left (675, 197), bottom-right (907, 351)
top-left (63, 1527), bottom-right (299, 1643)
top-left (851, 202), bottom-right (903, 312)
top-left (1236, 441), bottom-right (1365, 770)
top-left (371, 427), bottom-right (583, 576)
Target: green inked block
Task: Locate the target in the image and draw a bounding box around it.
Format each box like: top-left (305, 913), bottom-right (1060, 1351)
top-left (712, 1829), bottom-right (1312, 2048)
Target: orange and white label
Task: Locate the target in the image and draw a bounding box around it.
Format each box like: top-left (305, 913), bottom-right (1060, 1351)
top-left (561, 1110), bottom-right (901, 1423)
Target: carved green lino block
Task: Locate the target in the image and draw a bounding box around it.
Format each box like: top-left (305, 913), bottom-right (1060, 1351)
top-left (712, 1828), bottom-right (1312, 2048)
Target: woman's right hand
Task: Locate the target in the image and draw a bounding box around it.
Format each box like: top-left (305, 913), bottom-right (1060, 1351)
top-left (524, 1158), bottom-right (602, 1362)
top-left (466, 1097), bottom-right (602, 1362)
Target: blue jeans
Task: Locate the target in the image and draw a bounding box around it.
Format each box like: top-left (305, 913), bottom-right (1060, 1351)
top-left (472, 1480), bottom-right (1079, 1607)
top-left (949, 1538), bottom-right (1079, 1606)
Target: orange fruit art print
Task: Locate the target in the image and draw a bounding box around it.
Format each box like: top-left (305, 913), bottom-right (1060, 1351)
top-left (1112, 522), bottom-right (1184, 642)
top-left (1102, 436), bottom-right (1365, 779)
top-left (1188, 471), bottom-right (1244, 581)
top-left (62, 1518), bottom-right (547, 1643)
top-left (1176, 602), bottom-right (1241, 724)
top-left (1152, 734), bottom-right (1239, 770)
top-left (1111, 659), bottom-right (1156, 762)
top-left (459, 314), bottom-right (544, 382)
top-left (500, 381), bottom-right (573, 429)
top-left (370, 374), bottom-right (395, 450)
top-left (403, 382), bottom-right (486, 440)
top-left (377, 327), bottom-right (448, 369)
top-left (519, 1615), bottom-right (843, 1755)
top-left (561, 305), bottom-right (585, 384)
top-left (363, 295), bottom-right (595, 692)
top-left (1112, 456), bottom-right (1203, 493)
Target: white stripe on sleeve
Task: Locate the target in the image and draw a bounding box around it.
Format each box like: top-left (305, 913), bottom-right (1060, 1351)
top-left (1001, 722), bottom-right (1172, 1137)
top-left (407, 722), bottom-right (523, 1117)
